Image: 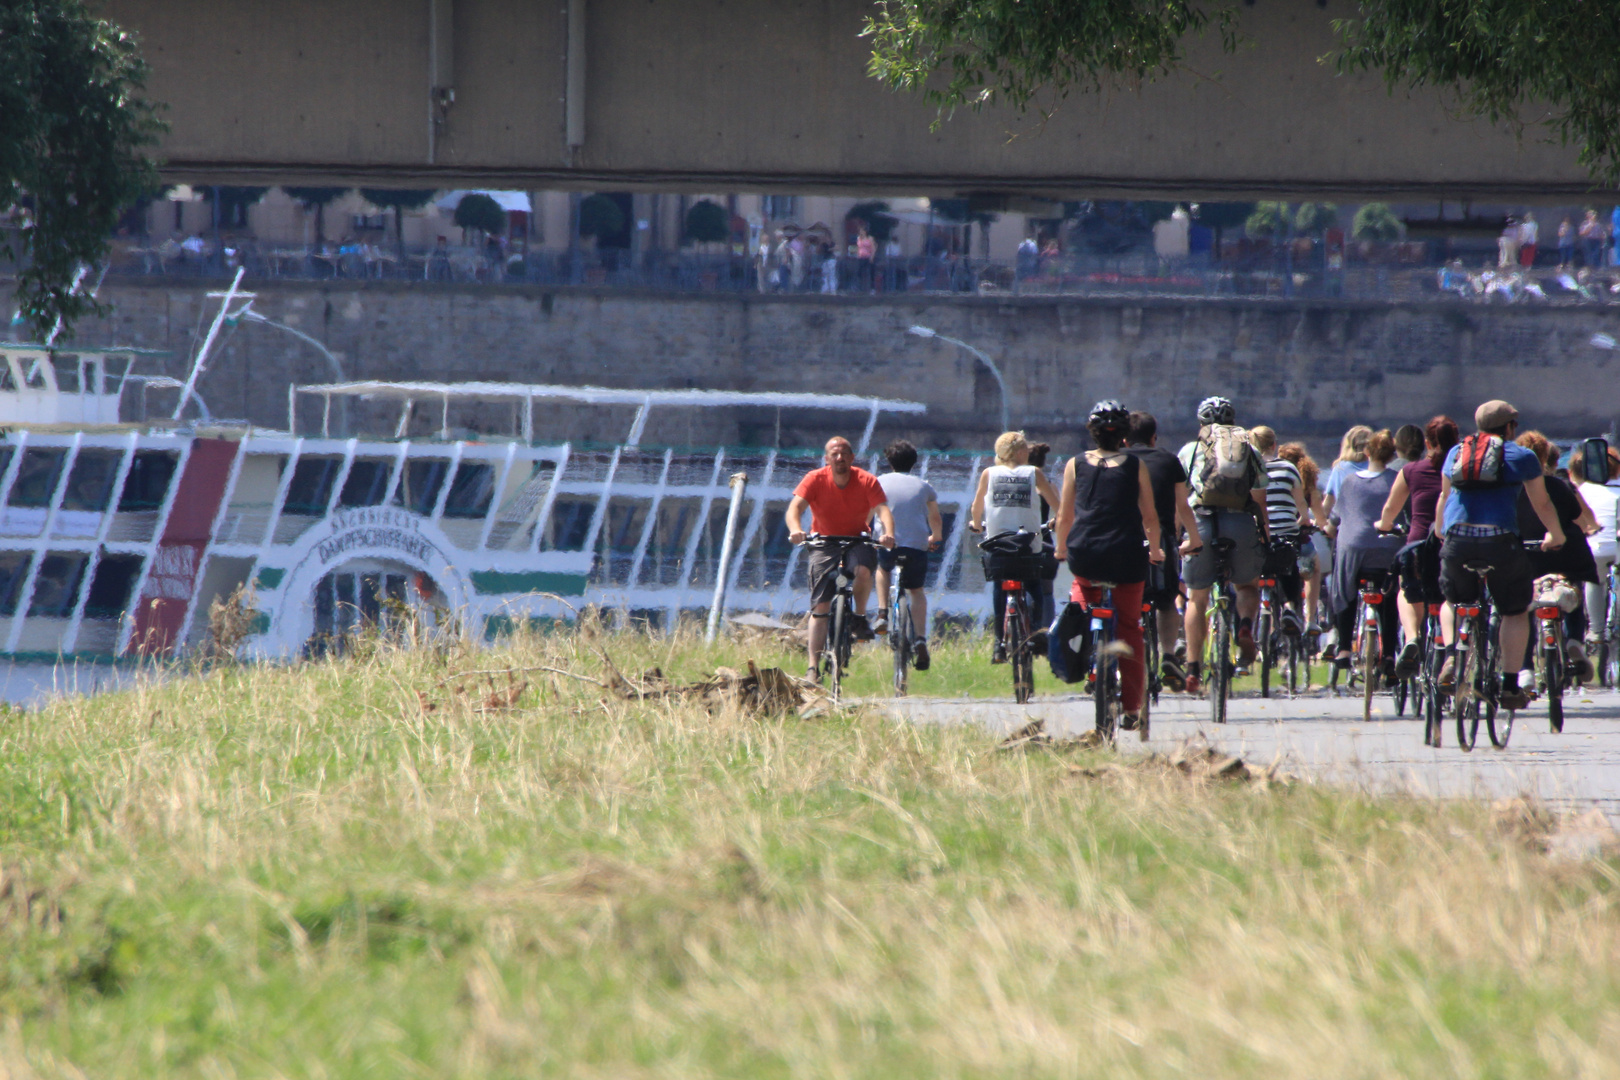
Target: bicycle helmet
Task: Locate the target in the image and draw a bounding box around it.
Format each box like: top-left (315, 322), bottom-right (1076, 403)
top-left (1197, 395), bottom-right (1235, 426)
top-left (1087, 399), bottom-right (1130, 429)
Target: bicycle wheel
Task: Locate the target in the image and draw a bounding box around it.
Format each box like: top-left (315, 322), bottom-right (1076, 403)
top-left (1143, 613), bottom-right (1161, 707)
top-left (1360, 617), bottom-right (1379, 723)
top-left (1394, 672), bottom-right (1410, 717)
top-left (1258, 609), bottom-right (1275, 699)
top-left (1210, 604), bottom-right (1231, 725)
top-left (828, 595), bottom-right (848, 700)
top-left (1544, 642), bottom-right (1565, 734)
top-left (1455, 633), bottom-right (1481, 751)
top-left (892, 601), bottom-right (912, 697)
top-left (1010, 600), bottom-right (1034, 704)
top-left (1093, 626), bottom-right (1116, 742)
top-left (1422, 661), bottom-right (1442, 748)
top-left (1485, 635), bottom-right (1512, 749)
top-left (1284, 631), bottom-right (1300, 697)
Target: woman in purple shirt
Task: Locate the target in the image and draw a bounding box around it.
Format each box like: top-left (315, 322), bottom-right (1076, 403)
top-left (1376, 415), bottom-right (1459, 675)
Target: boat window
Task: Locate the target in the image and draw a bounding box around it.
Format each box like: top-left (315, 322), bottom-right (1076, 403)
top-left (61, 451), bottom-right (122, 512)
top-left (52, 356), bottom-right (80, 394)
top-left (22, 358), bottom-right (47, 389)
top-left (0, 552), bottom-right (30, 616)
top-left (283, 457), bottom-right (341, 515)
top-left (540, 498), bottom-right (596, 551)
top-left (443, 463), bottom-right (495, 519)
top-left (118, 451), bottom-right (178, 511)
top-left (7, 449), bottom-right (67, 508)
top-left (28, 552), bottom-right (87, 617)
top-left (0, 359), bottom-right (15, 392)
top-left (83, 553), bottom-right (143, 619)
top-left (338, 459), bottom-right (392, 507)
top-left (103, 356), bottom-right (131, 394)
top-left (392, 459), bottom-right (447, 515)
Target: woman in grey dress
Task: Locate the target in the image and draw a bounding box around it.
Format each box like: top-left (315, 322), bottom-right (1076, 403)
top-left (1328, 430), bottom-right (1404, 675)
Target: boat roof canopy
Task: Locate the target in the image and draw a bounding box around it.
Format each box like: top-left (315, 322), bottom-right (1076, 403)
top-left (291, 380), bottom-right (927, 449)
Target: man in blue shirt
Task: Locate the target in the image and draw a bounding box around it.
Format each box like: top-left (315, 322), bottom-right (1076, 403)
top-left (1435, 399), bottom-right (1565, 709)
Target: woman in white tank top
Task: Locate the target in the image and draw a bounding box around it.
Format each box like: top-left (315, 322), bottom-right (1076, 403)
top-left (970, 431), bottom-right (1060, 662)
top-left (970, 432), bottom-right (1055, 539)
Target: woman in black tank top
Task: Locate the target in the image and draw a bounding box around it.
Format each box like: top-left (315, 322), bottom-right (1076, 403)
top-left (1054, 402), bottom-right (1165, 727)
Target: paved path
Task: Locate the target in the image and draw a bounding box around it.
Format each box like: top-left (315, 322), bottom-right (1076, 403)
top-left (884, 686), bottom-right (1620, 817)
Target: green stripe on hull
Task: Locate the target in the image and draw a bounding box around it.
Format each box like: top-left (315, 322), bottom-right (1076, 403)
top-left (469, 571), bottom-right (587, 596)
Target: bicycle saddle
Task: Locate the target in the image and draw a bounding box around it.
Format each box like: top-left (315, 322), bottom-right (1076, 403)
top-left (1211, 538), bottom-right (1237, 553)
top-left (1462, 560), bottom-right (1496, 574)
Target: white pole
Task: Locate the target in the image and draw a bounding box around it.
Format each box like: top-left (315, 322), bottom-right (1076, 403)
top-left (172, 266), bottom-right (246, 420)
top-left (705, 471), bottom-right (750, 642)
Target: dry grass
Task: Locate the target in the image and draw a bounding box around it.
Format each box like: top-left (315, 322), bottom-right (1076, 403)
top-left (2, 626), bottom-right (1620, 1078)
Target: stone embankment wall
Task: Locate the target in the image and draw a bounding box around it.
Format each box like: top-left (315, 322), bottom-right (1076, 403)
top-left (67, 280), bottom-right (1620, 456)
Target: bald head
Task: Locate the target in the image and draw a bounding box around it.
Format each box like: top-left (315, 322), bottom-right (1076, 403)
top-left (824, 437), bottom-right (854, 479)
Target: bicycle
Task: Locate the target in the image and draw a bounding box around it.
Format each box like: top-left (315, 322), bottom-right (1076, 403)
top-left (1082, 581), bottom-right (1150, 744)
top-left (980, 530), bottom-right (1044, 704)
top-left (1528, 564), bottom-right (1578, 735)
top-left (1203, 535), bottom-right (1239, 725)
top-left (1452, 559), bottom-right (1511, 751)
top-left (1415, 601), bottom-right (1447, 747)
top-left (886, 549), bottom-right (919, 697)
top-left (1351, 570), bottom-right (1392, 723)
top-left (1600, 561), bottom-right (1620, 689)
top-left (802, 534), bottom-right (873, 701)
top-left (1257, 539), bottom-right (1304, 699)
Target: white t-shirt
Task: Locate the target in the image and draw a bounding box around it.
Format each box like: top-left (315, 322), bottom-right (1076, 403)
top-left (982, 464), bottom-right (1043, 537)
top-left (1582, 481), bottom-right (1620, 558)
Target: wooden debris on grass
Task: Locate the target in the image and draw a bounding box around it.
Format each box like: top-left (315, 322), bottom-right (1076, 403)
top-left (610, 659), bottom-right (833, 717)
top-left (726, 611), bottom-right (808, 648)
top-left (997, 722), bottom-right (1292, 788)
top-left (1494, 796), bottom-right (1620, 861)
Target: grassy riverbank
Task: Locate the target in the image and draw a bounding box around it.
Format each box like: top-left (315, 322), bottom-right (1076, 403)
top-left (2, 628), bottom-right (1617, 1077)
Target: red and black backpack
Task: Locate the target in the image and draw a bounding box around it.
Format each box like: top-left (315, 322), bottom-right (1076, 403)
top-left (1448, 433), bottom-right (1506, 489)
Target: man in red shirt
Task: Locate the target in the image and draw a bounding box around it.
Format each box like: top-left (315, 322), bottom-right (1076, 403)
top-left (786, 436), bottom-right (896, 679)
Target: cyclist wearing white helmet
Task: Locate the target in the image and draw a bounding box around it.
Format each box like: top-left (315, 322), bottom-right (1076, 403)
top-left (1177, 395), bottom-right (1271, 693)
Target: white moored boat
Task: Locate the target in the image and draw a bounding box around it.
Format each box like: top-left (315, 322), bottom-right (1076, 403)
top-left (0, 332), bottom-right (1006, 662)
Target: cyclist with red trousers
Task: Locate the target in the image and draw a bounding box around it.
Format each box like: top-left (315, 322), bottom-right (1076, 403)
top-left (1054, 401), bottom-right (1165, 731)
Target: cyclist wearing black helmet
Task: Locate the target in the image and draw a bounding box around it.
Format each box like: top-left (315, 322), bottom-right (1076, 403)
top-left (1054, 401), bottom-right (1165, 729)
top-left (1177, 395), bottom-right (1271, 693)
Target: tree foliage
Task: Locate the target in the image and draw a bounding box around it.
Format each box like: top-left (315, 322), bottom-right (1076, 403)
top-left (1, 0), bottom-right (162, 339)
top-left (578, 194), bottom-right (624, 241)
top-left (1333, 2), bottom-right (1620, 183)
top-left (1245, 202), bottom-right (1337, 238)
top-left (453, 193), bottom-right (506, 236)
top-left (683, 200), bottom-right (730, 245)
top-left (867, 1), bottom-right (1620, 182)
top-left (863, 0), bottom-right (1238, 122)
top-left (1351, 202), bottom-right (1404, 241)
top-left (361, 189), bottom-right (437, 254)
top-left (846, 200), bottom-right (898, 242)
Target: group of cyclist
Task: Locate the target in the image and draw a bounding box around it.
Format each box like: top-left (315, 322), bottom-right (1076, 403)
top-left (784, 392), bottom-right (1616, 719)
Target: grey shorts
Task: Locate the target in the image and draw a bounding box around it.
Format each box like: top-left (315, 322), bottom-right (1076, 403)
top-left (808, 542), bottom-right (877, 606)
top-left (1182, 510), bottom-right (1266, 591)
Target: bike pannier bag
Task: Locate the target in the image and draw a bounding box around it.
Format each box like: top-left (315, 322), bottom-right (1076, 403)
top-left (1192, 425), bottom-right (1255, 509)
top-left (1448, 433), bottom-right (1506, 489)
top-left (1047, 601), bottom-right (1091, 684)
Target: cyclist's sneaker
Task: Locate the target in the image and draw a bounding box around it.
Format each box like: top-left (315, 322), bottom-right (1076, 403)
top-left (1437, 654), bottom-right (1457, 689)
top-left (1333, 653), bottom-right (1352, 673)
top-left (1183, 664), bottom-right (1203, 696)
top-left (991, 640), bottom-right (1008, 664)
top-left (1236, 625), bottom-right (1258, 667)
top-left (1499, 684), bottom-right (1533, 711)
top-left (1279, 609), bottom-right (1303, 634)
top-left (1160, 657), bottom-right (1187, 693)
top-left (913, 639), bottom-right (931, 671)
top-left (849, 614), bottom-right (876, 641)
top-left (805, 665), bottom-right (822, 687)
top-left (1381, 659), bottom-right (1398, 686)
top-left (1028, 629), bottom-right (1050, 654)
top-left (1303, 624), bottom-right (1321, 656)
top-left (1120, 713), bottom-right (1141, 731)
top-left (1395, 641), bottom-right (1421, 677)
top-left (870, 611), bottom-right (889, 635)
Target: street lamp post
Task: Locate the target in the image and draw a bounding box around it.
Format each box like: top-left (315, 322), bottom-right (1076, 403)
top-left (906, 325), bottom-right (1011, 434)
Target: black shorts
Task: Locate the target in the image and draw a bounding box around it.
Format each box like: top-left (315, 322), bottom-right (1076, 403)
top-left (808, 543), bottom-right (877, 606)
top-left (1440, 533), bottom-right (1533, 616)
top-left (1399, 537), bottom-right (1444, 605)
top-left (877, 546), bottom-right (929, 591)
